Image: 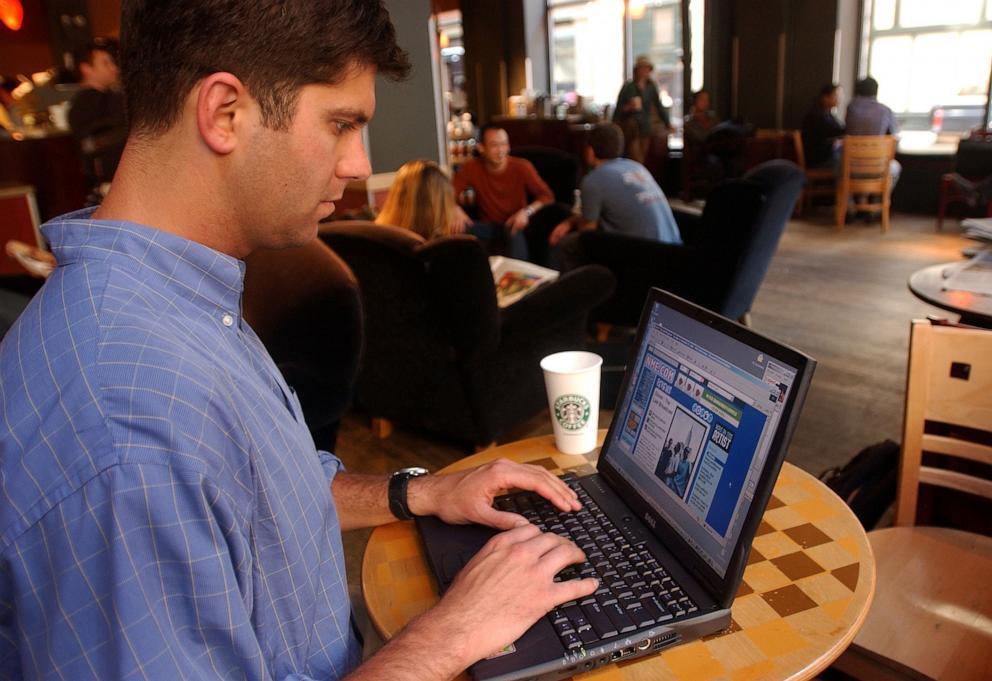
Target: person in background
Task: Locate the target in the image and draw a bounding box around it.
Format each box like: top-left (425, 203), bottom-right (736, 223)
top-left (801, 83), bottom-right (844, 169)
top-left (453, 123), bottom-right (554, 259)
top-left (375, 159), bottom-right (464, 240)
top-left (68, 39), bottom-right (127, 188)
top-left (0, 2), bottom-right (597, 679)
top-left (552, 122), bottom-right (681, 271)
top-left (844, 76), bottom-right (901, 188)
top-left (682, 89), bottom-right (718, 150)
top-left (613, 55), bottom-right (670, 164)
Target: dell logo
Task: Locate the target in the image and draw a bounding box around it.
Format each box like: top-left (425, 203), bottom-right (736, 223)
top-left (644, 513), bottom-right (656, 529)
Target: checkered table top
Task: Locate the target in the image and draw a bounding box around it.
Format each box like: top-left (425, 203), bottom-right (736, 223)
top-left (362, 434), bottom-right (875, 681)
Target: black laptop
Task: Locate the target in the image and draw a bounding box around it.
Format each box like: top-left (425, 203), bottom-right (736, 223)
top-left (416, 288), bottom-right (816, 681)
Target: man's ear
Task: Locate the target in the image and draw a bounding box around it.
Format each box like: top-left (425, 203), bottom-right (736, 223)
top-left (195, 72), bottom-right (250, 155)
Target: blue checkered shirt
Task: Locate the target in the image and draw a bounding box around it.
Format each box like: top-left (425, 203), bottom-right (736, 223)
top-left (0, 209), bottom-right (361, 680)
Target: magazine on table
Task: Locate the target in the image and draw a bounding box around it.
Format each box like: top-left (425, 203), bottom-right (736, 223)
top-left (489, 256), bottom-right (559, 308)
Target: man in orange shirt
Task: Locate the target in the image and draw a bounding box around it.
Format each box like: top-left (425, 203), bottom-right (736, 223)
top-left (453, 124), bottom-right (555, 260)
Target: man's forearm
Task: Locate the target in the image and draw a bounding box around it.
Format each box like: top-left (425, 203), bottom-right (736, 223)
top-left (331, 472), bottom-right (392, 530)
top-left (343, 607), bottom-right (470, 681)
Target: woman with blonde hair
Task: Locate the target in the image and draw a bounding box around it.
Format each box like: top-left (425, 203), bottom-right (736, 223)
top-left (375, 159), bottom-right (469, 239)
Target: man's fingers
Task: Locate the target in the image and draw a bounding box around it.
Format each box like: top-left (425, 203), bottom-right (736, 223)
top-left (552, 577), bottom-right (599, 606)
top-left (475, 506), bottom-right (529, 531)
top-left (538, 540), bottom-right (587, 576)
top-left (498, 464), bottom-right (579, 511)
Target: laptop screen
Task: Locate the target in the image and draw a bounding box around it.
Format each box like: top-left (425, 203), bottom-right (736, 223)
top-left (600, 297), bottom-right (800, 579)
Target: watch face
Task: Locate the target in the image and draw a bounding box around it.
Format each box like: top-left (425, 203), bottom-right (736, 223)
top-left (395, 467), bottom-right (428, 478)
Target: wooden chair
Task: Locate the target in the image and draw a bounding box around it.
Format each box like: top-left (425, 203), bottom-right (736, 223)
top-left (751, 129), bottom-right (832, 217)
top-left (835, 135), bottom-right (897, 232)
top-left (936, 129), bottom-right (992, 231)
top-left (833, 319), bottom-right (992, 681)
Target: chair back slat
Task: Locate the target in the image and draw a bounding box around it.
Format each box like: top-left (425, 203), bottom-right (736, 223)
top-left (896, 319), bottom-right (992, 525)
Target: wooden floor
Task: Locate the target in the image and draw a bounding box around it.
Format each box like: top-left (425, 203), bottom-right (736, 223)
top-left (333, 208), bottom-right (972, 646)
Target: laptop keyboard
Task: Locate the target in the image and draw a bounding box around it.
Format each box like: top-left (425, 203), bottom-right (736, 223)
top-left (493, 475), bottom-right (698, 651)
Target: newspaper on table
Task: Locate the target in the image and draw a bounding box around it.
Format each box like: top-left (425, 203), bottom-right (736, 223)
top-left (961, 218), bottom-right (992, 243)
top-left (489, 256), bottom-right (559, 308)
top-left (942, 249), bottom-right (992, 297)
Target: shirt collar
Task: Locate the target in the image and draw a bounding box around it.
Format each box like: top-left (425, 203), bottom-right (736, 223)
top-left (42, 207), bottom-right (246, 321)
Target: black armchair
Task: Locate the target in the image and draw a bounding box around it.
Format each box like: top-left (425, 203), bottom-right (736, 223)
top-left (319, 221), bottom-right (615, 446)
top-left (570, 159), bottom-right (804, 326)
top-left (243, 238), bottom-right (363, 451)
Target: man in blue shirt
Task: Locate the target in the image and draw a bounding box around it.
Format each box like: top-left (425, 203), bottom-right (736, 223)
top-left (844, 76), bottom-right (901, 188)
top-left (0, 2), bottom-right (597, 680)
top-left (552, 122), bottom-right (682, 270)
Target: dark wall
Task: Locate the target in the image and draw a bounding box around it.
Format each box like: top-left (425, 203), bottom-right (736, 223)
top-left (728, 0), bottom-right (839, 129)
top-left (368, 0), bottom-right (443, 171)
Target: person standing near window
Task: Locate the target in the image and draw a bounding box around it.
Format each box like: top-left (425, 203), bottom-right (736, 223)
top-left (613, 55), bottom-right (671, 164)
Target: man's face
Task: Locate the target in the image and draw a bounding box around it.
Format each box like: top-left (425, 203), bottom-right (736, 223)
top-left (236, 65), bottom-right (374, 252)
top-left (84, 50), bottom-right (119, 90)
top-left (695, 92), bottom-right (710, 112)
top-left (634, 64), bottom-right (652, 81)
top-left (479, 128), bottom-right (510, 170)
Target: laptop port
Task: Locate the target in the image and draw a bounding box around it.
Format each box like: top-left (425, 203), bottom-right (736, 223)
top-left (610, 651), bottom-right (622, 661)
top-left (636, 638), bottom-right (651, 651)
top-left (621, 647), bottom-right (635, 657)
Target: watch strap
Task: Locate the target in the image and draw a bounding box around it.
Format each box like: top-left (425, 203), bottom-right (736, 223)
top-left (388, 469), bottom-right (426, 520)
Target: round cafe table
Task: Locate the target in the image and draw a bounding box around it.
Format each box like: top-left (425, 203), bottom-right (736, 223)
top-left (908, 261), bottom-right (992, 328)
top-left (361, 433), bottom-right (875, 681)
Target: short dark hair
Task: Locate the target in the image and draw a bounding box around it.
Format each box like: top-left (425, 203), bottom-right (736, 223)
top-left (819, 83), bottom-right (839, 97)
top-left (588, 122), bottom-right (623, 160)
top-left (121, 0), bottom-right (410, 137)
top-left (855, 77), bottom-right (879, 98)
top-left (478, 123), bottom-right (506, 145)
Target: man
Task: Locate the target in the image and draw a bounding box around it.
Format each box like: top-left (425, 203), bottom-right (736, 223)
top-left (613, 55), bottom-right (671, 164)
top-left (553, 122), bottom-right (681, 271)
top-left (68, 39), bottom-right (127, 186)
top-left (844, 76), bottom-right (901, 187)
top-left (801, 83), bottom-right (844, 169)
top-left (0, 2), bottom-right (597, 680)
top-left (453, 124), bottom-right (555, 258)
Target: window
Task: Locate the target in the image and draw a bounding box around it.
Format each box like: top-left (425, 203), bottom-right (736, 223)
top-left (548, 0), bottom-right (704, 135)
top-left (862, 0), bottom-right (992, 136)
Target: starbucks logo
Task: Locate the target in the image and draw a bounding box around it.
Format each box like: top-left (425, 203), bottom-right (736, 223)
top-left (554, 394), bottom-right (591, 431)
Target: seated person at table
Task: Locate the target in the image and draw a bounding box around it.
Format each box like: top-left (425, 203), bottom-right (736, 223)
top-left (453, 124), bottom-right (554, 260)
top-left (0, 2), bottom-right (597, 679)
top-left (552, 122), bottom-right (681, 271)
top-left (68, 39), bottom-right (127, 187)
top-left (845, 76), bottom-right (901, 188)
top-left (801, 83), bottom-right (844, 169)
top-left (375, 159), bottom-right (467, 239)
top-left (683, 89), bottom-right (718, 150)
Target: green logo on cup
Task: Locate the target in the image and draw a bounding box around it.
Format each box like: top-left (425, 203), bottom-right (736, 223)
top-left (554, 394), bottom-right (591, 431)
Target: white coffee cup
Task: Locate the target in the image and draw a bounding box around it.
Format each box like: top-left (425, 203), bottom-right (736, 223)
top-left (540, 351), bottom-right (602, 455)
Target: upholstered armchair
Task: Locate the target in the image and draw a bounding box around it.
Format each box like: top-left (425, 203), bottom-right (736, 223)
top-left (570, 160), bottom-right (805, 327)
top-left (319, 221), bottom-right (615, 446)
top-left (243, 238), bottom-right (363, 451)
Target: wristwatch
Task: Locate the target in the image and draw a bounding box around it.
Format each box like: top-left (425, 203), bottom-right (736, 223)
top-left (525, 204), bottom-right (535, 217)
top-left (388, 467), bottom-right (429, 520)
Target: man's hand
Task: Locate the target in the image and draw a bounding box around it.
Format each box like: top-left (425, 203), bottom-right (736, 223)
top-left (408, 458), bottom-right (581, 530)
top-left (451, 205), bottom-right (472, 234)
top-left (429, 524), bottom-right (598, 665)
top-left (505, 207), bottom-right (530, 234)
top-left (548, 217), bottom-right (576, 246)
top-left (346, 524), bottom-right (598, 679)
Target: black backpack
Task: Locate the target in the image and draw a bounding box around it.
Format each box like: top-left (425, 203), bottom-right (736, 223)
top-left (818, 440), bottom-right (900, 530)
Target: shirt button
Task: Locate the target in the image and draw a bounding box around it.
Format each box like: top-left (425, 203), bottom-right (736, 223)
top-left (222, 314), bottom-right (235, 327)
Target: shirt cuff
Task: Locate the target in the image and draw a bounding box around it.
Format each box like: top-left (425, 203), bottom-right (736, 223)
top-left (317, 450), bottom-right (346, 483)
